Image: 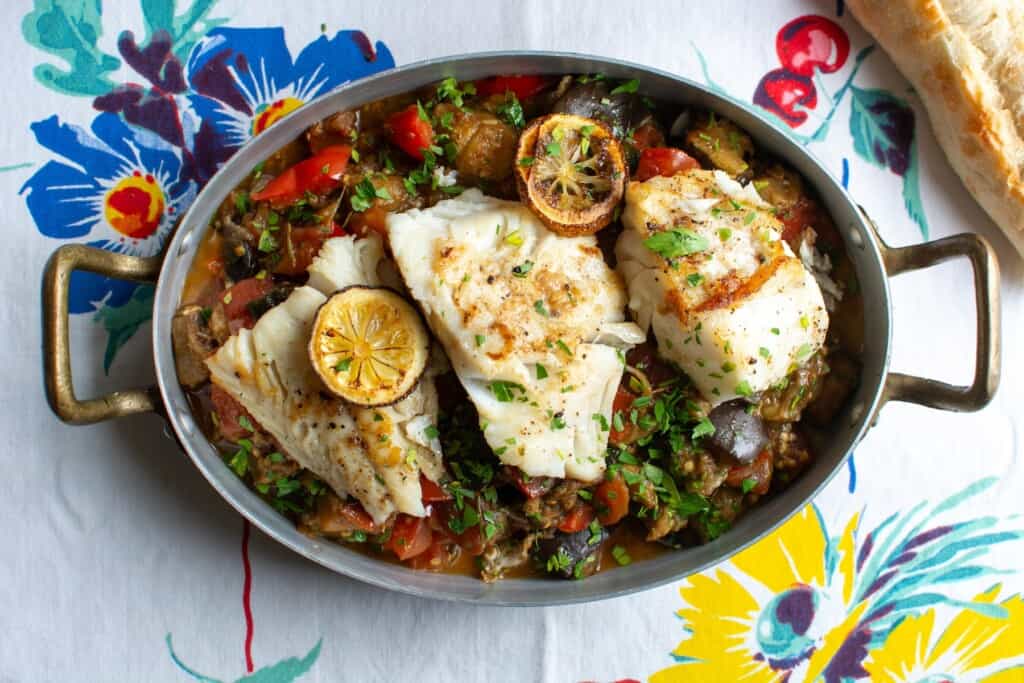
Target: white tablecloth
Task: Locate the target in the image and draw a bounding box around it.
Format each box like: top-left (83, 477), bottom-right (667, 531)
top-left (4, 1), bottom-right (1023, 681)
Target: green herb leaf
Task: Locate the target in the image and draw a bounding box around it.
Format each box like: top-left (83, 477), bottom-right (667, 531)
top-left (536, 363), bottom-right (548, 380)
top-left (512, 260), bottom-right (534, 278)
top-left (643, 229), bottom-right (710, 259)
top-left (610, 79), bottom-right (639, 95)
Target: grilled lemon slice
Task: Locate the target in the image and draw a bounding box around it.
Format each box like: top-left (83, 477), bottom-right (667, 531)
top-left (309, 286), bottom-right (429, 406)
top-left (515, 113), bottom-right (626, 236)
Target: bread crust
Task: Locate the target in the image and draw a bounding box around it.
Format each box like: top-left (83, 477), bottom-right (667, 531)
top-left (847, 0), bottom-right (1024, 256)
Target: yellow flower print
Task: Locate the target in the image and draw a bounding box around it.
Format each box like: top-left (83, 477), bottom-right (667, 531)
top-left (652, 478), bottom-right (1023, 683)
top-left (653, 507), bottom-right (865, 683)
top-left (864, 586), bottom-right (1024, 683)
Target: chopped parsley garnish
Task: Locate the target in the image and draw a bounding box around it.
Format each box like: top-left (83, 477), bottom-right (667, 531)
top-left (644, 229), bottom-right (710, 259)
top-left (228, 439), bottom-right (251, 477)
top-left (518, 156), bottom-right (535, 167)
top-left (474, 334), bottom-right (486, 347)
top-left (744, 211), bottom-right (757, 225)
top-left (334, 357), bottom-right (352, 372)
top-left (549, 412), bottom-right (566, 431)
top-left (741, 477), bottom-right (757, 494)
top-left (536, 363), bottom-right (548, 380)
top-left (436, 77), bottom-right (476, 109)
top-left (545, 141), bottom-right (561, 157)
top-left (351, 178), bottom-right (390, 212)
top-left (686, 272), bottom-right (704, 287)
top-left (496, 93), bottom-right (525, 128)
top-left (592, 413), bottom-right (609, 431)
top-left (512, 260), bottom-right (534, 278)
top-left (555, 339), bottom-right (573, 356)
top-left (796, 343), bottom-right (813, 359)
top-left (771, 327), bottom-right (781, 335)
top-left (691, 417), bottom-right (716, 440)
top-left (610, 79), bottom-right (639, 95)
top-left (237, 415), bottom-right (254, 432)
top-left (489, 380), bottom-right (526, 402)
top-left (534, 299), bottom-right (549, 317)
top-left (735, 380), bottom-right (754, 397)
top-left (718, 227), bottom-right (732, 241)
top-left (234, 191), bottom-right (250, 214)
top-left (546, 548), bottom-right (573, 573)
top-left (424, 424), bottom-right (440, 439)
top-left (612, 545), bottom-right (632, 566)
top-left (257, 229), bottom-right (278, 253)
top-left (447, 504), bottom-right (480, 534)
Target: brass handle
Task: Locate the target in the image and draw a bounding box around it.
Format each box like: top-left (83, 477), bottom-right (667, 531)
top-left (43, 245), bottom-right (164, 424)
top-left (863, 212), bottom-right (1001, 412)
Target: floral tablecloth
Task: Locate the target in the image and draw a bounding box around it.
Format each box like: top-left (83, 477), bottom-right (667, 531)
top-left (4, 1), bottom-right (1023, 681)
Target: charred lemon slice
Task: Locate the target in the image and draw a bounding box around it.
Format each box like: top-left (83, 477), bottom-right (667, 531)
top-left (515, 113), bottom-right (626, 236)
top-left (309, 286), bottom-right (429, 407)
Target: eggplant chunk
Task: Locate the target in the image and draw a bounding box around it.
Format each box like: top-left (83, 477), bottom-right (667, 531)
top-left (552, 82), bottom-right (649, 139)
top-left (685, 113), bottom-right (754, 177)
top-left (172, 304), bottom-right (219, 388)
top-left (805, 353), bottom-right (859, 425)
top-left (445, 107), bottom-right (518, 182)
top-left (707, 400), bottom-right (768, 463)
top-left (223, 238), bottom-right (258, 281)
top-left (535, 526), bottom-right (607, 579)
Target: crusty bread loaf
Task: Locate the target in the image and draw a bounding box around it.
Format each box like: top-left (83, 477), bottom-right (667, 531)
top-left (847, 0), bottom-right (1024, 256)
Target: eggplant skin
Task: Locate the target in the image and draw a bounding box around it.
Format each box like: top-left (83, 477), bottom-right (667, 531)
top-left (707, 400), bottom-right (768, 463)
top-left (535, 526), bottom-right (608, 579)
top-left (553, 82), bottom-right (647, 139)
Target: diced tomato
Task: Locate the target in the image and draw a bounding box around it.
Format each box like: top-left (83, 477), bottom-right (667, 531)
top-left (335, 502), bottom-right (378, 533)
top-left (558, 503), bottom-right (595, 533)
top-left (608, 385), bottom-right (636, 446)
top-left (455, 524), bottom-right (488, 557)
top-left (209, 384), bottom-right (255, 441)
top-left (420, 474), bottom-right (451, 503)
top-left (387, 105), bottom-right (434, 161)
top-left (726, 450), bottom-right (773, 495)
top-left (635, 147), bottom-right (700, 182)
top-left (473, 74), bottom-right (551, 100)
top-left (505, 466), bottom-right (555, 499)
top-left (595, 476), bottom-right (630, 525)
top-left (629, 122), bottom-right (665, 153)
top-left (408, 538), bottom-right (457, 571)
top-left (222, 277), bottom-right (275, 328)
top-left (386, 514), bottom-right (434, 561)
top-left (251, 145), bottom-right (351, 206)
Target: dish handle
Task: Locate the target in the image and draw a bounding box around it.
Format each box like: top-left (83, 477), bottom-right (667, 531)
top-left (864, 212), bottom-right (1001, 411)
top-left (43, 245), bottom-right (163, 424)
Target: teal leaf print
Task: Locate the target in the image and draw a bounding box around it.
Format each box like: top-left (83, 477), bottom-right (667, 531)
top-left (848, 85), bottom-right (929, 238)
top-left (21, 0), bottom-right (121, 96)
top-left (167, 635), bottom-right (322, 683)
top-left (236, 640), bottom-right (322, 683)
top-left (140, 0), bottom-right (227, 63)
top-left (93, 284), bottom-right (154, 373)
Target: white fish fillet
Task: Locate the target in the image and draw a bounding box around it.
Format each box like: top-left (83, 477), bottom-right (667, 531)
top-left (616, 170), bottom-right (828, 405)
top-left (387, 189), bottom-right (644, 482)
top-left (206, 235), bottom-right (443, 523)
